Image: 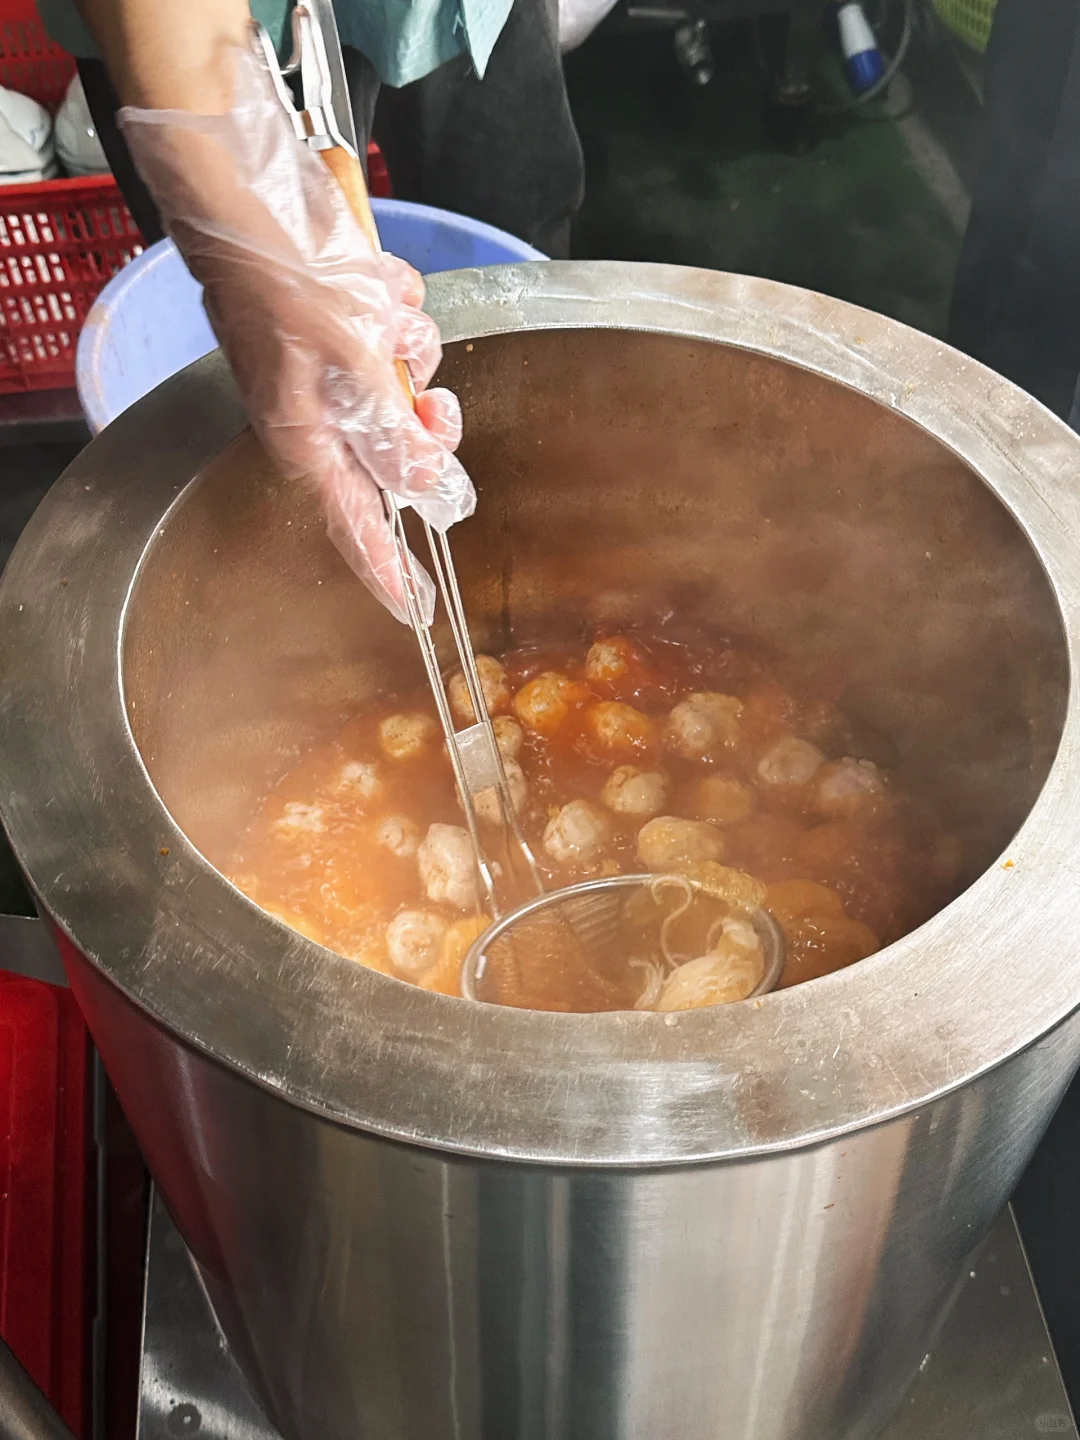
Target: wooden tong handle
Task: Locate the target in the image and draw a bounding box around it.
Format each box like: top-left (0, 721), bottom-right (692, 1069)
top-left (319, 145), bottom-right (415, 405)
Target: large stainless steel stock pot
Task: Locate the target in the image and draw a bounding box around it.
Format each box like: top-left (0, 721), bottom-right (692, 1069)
top-left (2, 263), bottom-right (1080, 1440)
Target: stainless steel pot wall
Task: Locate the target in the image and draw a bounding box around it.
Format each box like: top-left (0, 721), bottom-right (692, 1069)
top-left (3, 263), bottom-right (1080, 1440)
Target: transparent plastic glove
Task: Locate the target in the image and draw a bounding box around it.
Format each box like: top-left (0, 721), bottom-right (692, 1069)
top-left (118, 42), bottom-right (474, 623)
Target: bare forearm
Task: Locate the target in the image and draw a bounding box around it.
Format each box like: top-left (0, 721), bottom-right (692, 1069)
top-left (74, 0), bottom-right (251, 110)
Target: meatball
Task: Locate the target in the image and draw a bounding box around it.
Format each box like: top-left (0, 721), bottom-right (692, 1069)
top-left (601, 764), bottom-right (669, 817)
top-left (687, 774), bottom-right (756, 826)
top-left (637, 815), bottom-right (726, 870)
top-left (470, 757), bottom-right (528, 826)
top-left (663, 692), bottom-right (743, 761)
top-left (417, 823), bottom-right (478, 911)
top-left (448, 656), bottom-right (511, 724)
top-left (272, 802), bottom-right (325, 837)
top-left (492, 715), bottom-right (524, 761)
top-left (512, 671), bottom-right (590, 737)
top-left (333, 760), bottom-right (382, 804)
top-left (585, 636), bottom-right (638, 686)
top-left (657, 919), bottom-right (765, 1011)
top-left (374, 814), bottom-right (420, 859)
top-left (756, 737), bottom-right (825, 788)
top-left (385, 909), bottom-right (450, 979)
top-left (580, 701), bottom-right (658, 760)
top-left (584, 635), bottom-right (656, 697)
top-left (543, 800), bottom-right (612, 867)
top-left (378, 712), bottom-right (439, 762)
top-left (814, 757), bottom-right (886, 818)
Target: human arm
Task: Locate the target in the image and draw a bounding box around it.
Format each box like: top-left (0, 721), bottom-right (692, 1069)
top-left (74, 0), bottom-right (249, 110)
top-left (71, 0), bottom-right (472, 621)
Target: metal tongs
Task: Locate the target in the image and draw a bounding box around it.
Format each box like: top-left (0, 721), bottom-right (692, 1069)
top-left (259, 6), bottom-right (785, 1009)
top-left (255, 4), bottom-right (544, 917)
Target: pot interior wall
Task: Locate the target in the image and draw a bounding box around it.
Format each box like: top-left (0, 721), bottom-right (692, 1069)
top-left (123, 328), bottom-right (1068, 904)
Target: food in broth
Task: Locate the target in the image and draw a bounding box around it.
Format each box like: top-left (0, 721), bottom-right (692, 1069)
top-left (228, 630), bottom-right (961, 1012)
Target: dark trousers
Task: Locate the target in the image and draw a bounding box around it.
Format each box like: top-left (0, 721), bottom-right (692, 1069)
top-left (79, 0), bottom-right (583, 258)
top-left (947, 0), bottom-right (1080, 420)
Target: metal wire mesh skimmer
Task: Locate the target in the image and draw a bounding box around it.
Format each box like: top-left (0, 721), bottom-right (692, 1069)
top-left (460, 872), bottom-right (787, 1012)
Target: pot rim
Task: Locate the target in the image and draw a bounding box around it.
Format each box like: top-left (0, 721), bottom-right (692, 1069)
top-left (3, 260), bottom-right (1080, 1167)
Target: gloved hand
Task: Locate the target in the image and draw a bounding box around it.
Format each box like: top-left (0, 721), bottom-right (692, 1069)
top-left (118, 40), bottom-right (474, 623)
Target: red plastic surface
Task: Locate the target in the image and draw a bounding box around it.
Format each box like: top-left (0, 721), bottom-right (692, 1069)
top-left (0, 177), bottom-right (143, 394)
top-left (0, 972), bottom-right (90, 1436)
top-left (0, 0), bottom-right (75, 109)
top-left (368, 141), bottom-right (392, 198)
top-left (0, 0), bottom-right (143, 394)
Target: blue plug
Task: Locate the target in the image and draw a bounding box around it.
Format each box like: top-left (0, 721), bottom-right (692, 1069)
top-left (837, 1), bottom-right (887, 93)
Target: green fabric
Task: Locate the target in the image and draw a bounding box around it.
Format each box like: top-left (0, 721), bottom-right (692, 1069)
top-left (34, 0), bottom-right (510, 87)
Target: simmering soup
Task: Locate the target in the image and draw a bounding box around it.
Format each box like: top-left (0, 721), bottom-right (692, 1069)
top-left (228, 626), bottom-right (961, 1011)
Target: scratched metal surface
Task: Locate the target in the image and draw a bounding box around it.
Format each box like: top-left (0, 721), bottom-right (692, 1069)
top-left (9, 265), bottom-right (1080, 1439)
top-left (4, 267), bottom-right (1080, 1164)
top-left (137, 1192), bottom-right (1075, 1440)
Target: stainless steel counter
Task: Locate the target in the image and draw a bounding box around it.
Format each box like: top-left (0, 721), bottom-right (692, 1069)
top-left (136, 1190), bottom-right (1076, 1440)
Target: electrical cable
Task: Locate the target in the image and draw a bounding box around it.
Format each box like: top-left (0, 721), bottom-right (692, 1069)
top-left (816, 0), bottom-right (916, 112)
top-left (751, 0), bottom-right (916, 116)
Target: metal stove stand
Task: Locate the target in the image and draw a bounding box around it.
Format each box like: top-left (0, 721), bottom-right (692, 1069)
top-left (137, 1191), bottom-right (1076, 1440)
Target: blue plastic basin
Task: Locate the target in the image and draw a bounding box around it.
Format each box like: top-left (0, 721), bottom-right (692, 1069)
top-left (76, 197), bottom-right (545, 433)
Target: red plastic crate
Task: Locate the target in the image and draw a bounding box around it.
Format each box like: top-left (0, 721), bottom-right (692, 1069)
top-left (1, 178), bottom-right (142, 393)
top-left (0, 0), bottom-right (143, 393)
top-left (0, 0), bottom-right (74, 108)
top-left (0, 972), bottom-right (91, 1436)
